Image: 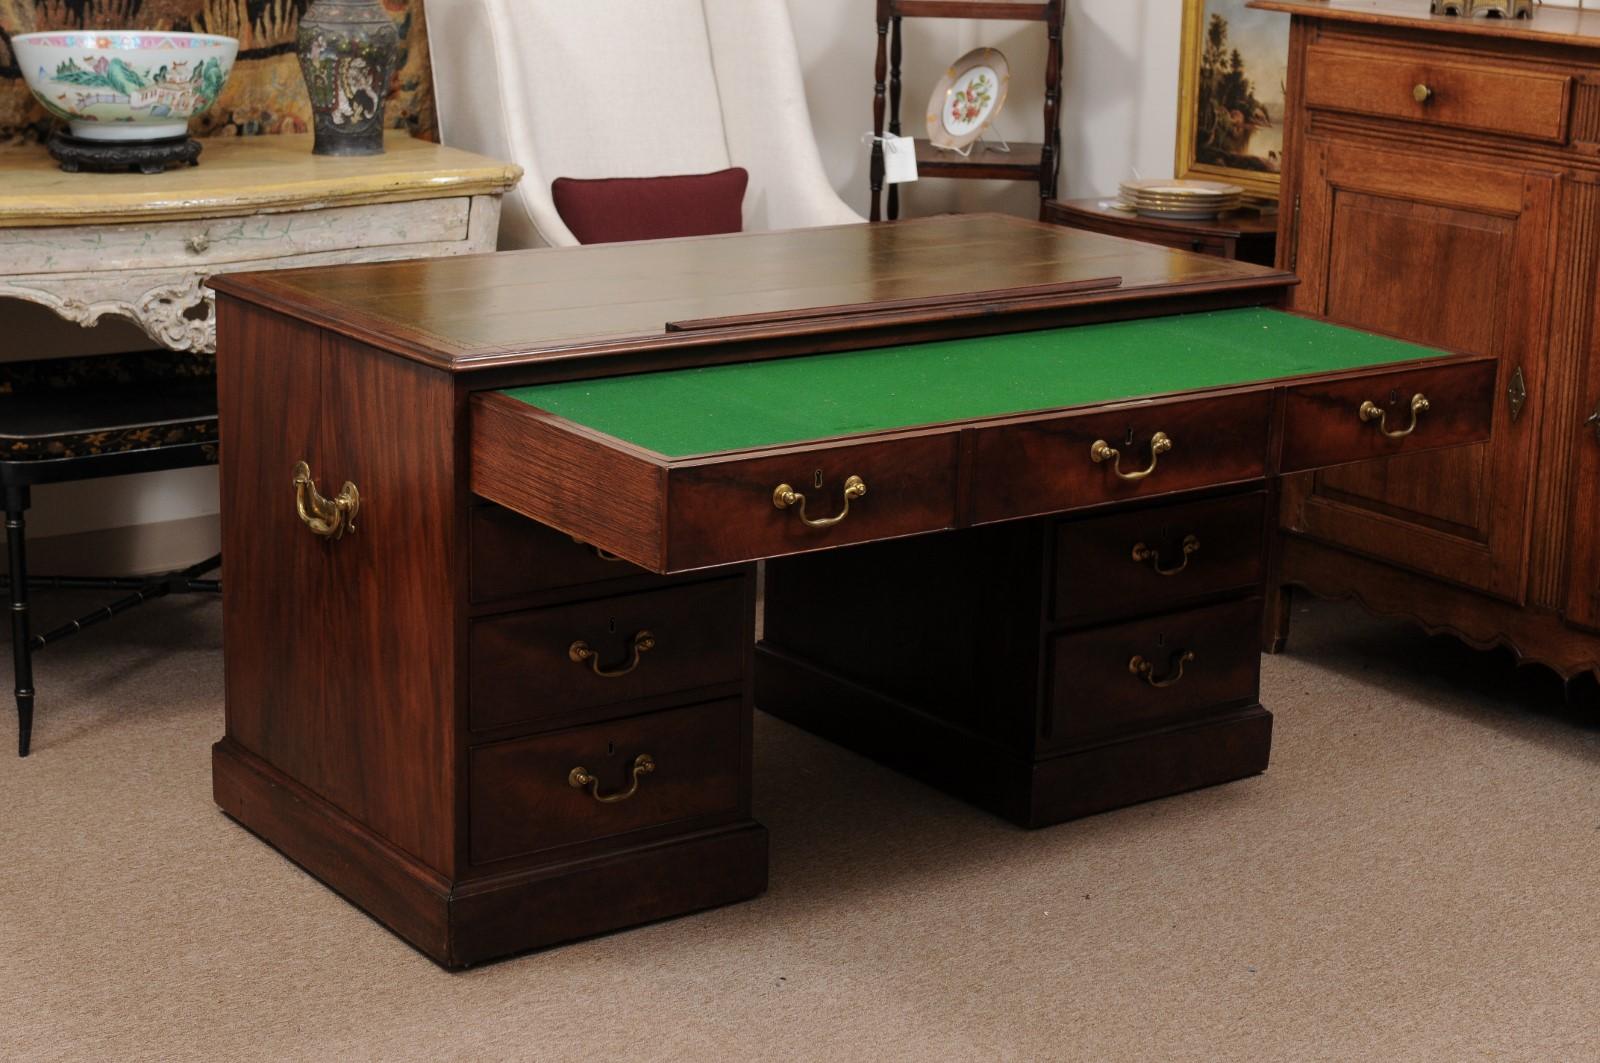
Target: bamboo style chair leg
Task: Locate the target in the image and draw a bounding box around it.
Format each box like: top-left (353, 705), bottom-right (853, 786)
top-left (6, 485), bottom-right (34, 758)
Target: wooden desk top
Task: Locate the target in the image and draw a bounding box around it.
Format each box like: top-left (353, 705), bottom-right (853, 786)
top-left (1250, 0), bottom-right (1600, 46)
top-left (0, 132), bottom-right (522, 228)
top-left (211, 214), bottom-right (1297, 374)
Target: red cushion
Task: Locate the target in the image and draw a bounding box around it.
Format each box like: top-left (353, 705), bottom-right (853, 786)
top-left (551, 168), bottom-right (748, 245)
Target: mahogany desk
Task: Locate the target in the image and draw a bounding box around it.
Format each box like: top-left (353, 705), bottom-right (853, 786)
top-left (207, 215), bottom-right (1494, 967)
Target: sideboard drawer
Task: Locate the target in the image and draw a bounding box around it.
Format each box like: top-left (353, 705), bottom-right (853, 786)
top-left (971, 390), bottom-right (1271, 523)
top-left (471, 578), bottom-right (746, 732)
top-left (2, 197), bottom-right (474, 276)
top-left (470, 698), bottom-right (744, 865)
top-left (471, 503), bottom-right (648, 603)
top-left (1054, 491), bottom-right (1265, 625)
top-left (1303, 44), bottom-right (1572, 143)
top-left (1279, 357), bottom-right (1496, 473)
top-left (1044, 597), bottom-right (1262, 751)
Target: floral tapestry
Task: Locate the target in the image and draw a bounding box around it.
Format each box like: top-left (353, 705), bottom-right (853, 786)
top-left (0, 0), bottom-right (436, 145)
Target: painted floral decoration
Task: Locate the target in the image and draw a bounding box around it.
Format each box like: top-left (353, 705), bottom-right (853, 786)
top-left (950, 73), bottom-right (992, 127)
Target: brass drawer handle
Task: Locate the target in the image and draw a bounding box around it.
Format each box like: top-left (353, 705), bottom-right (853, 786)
top-left (1129, 650), bottom-right (1196, 688)
top-left (1132, 534), bottom-right (1200, 576)
top-left (773, 474), bottom-right (867, 528)
top-left (569, 629), bottom-right (655, 678)
top-left (1412, 83), bottom-right (1433, 104)
top-left (569, 753), bottom-right (655, 804)
top-left (1359, 393), bottom-right (1430, 439)
top-left (1091, 431), bottom-right (1173, 482)
top-left (292, 461), bottom-right (359, 540)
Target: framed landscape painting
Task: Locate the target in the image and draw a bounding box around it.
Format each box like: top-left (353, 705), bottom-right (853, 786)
top-left (1175, 0), bottom-right (1290, 202)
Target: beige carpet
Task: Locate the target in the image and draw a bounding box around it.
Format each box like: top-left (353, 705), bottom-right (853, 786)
top-left (3, 590), bottom-right (1600, 1062)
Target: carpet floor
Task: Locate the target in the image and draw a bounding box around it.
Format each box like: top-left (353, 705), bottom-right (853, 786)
top-left (2, 590), bottom-right (1599, 1062)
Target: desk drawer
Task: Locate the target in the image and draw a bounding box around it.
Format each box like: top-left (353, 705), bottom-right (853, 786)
top-left (1279, 357), bottom-right (1497, 473)
top-left (471, 578), bottom-right (746, 732)
top-left (470, 698), bottom-right (743, 864)
top-left (971, 390), bottom-right (1271, 523)
top-left (1303, 44), bottom-right (1572, 144)
top-left (471, 391), bottom-right (959, 572)
top-left (1046, 598), bottom-right (1262, 751)
top-left (471, 503), bottom-right (648, 603)
top-left (1055, 492), bottom-right (1265, 625)
top-left (662, 435), bottom-right (958, 570)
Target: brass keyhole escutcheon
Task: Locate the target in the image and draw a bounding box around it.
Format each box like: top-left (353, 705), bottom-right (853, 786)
top-left (1090, 431), bottom-right (1173, 482)
top-left (1359, 393), bottom-right (1430, 439)
top-left (569, 753), bottom-right (656, 804)
top-left (773, 474), bottom-right (867, 529)
top-left (292, 461), bottom-right (359, 540)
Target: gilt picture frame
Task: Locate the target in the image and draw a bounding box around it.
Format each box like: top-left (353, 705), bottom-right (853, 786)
top-left (1175, 0), bottom-right (1290, 202)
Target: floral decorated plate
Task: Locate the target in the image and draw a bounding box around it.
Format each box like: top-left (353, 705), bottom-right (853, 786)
top-left (925, 47), bottom-right (1010, 152)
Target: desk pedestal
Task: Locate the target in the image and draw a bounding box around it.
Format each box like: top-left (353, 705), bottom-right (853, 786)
top-left (757, 492), bottom-right (1273, 827)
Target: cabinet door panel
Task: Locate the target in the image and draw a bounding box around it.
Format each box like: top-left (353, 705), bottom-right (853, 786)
top-left (1284, 139), bottom-right (1555, 602)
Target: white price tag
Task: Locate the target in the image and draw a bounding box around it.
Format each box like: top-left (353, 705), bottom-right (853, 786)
top-left (883, 134), bottom-right (918, 185)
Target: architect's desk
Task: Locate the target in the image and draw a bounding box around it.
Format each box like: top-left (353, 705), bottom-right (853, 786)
top-left (207, 215), bottom-right (1494, 967)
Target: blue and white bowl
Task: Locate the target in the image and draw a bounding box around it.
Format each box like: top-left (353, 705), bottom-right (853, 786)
top-left (13, 30), bottom-right (239, 142)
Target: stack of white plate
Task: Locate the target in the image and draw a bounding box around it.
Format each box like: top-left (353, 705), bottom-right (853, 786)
top-left (1118, 179), bottom-right (1245, 220)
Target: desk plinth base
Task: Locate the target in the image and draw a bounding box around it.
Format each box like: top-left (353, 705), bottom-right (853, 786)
top-left (755, 646), bottom-right (1271, 828)
top-left (212, 738), bottom-right (769, 968)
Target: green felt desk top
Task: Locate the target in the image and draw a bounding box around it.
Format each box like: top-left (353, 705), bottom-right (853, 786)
top-left (500, 307), bottom-right (1448, 458)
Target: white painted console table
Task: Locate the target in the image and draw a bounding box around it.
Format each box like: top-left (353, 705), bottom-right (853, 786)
top-left (0, 132), bottom-right (521, 353)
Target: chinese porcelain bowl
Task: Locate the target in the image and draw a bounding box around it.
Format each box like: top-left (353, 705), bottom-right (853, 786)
top-left (12, 30), bottom-right (238, 142)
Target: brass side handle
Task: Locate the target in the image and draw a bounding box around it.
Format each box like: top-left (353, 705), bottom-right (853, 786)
top-left (1584, 402), bottom-right (1600, 441)
top-left (569, 753), bottom-right (655, 804)
top-left (569, 629), bottom-right (655, 678)
top-left (773, 474), bottom-right (867, 529)
top-left (1413, 83), bottom-right (1433, 104)
top-left (1132, 534), bottom-right (1200, 576)
top-left (1091, 431), bottom-right (1173, 482)
top-left (1359, 393), bottom-right (1430, 439)
top-left (1129, 650), bottom-right (1196, 689)
top-left (292, 461), bottom-right (359, 540)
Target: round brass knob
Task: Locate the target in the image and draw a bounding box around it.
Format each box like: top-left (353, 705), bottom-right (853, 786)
top-left (1413, 83), bottom-right (1433, 104)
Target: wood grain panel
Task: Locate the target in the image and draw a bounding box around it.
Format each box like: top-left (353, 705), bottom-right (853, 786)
top-left (316, 333), bottom-right (462, 875)
top-left (217, 297), bottom-right (328, 798)
top-left (1565, 266), bottom-right (1600, 632)
top-left (470, 392), bottom-right (666, 570)
top-left (1283, 135), bottom-right (1557, 603)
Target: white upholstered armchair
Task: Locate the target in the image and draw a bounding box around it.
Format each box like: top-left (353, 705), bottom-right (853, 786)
top-left (427, 0), bottom-right (862, 248)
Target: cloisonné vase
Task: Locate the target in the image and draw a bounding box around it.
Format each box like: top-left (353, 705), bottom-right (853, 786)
top-left (297, 0), bottom-right (399, 155)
